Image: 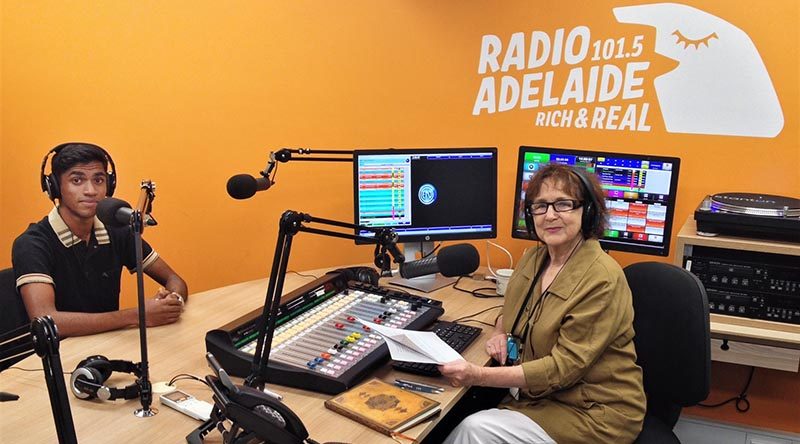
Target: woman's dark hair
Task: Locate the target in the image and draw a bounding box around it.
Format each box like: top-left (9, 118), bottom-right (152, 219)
top-left (525, 163), bottom-right (607, 239)
top-left (52, 143), bottom-right (109, 182)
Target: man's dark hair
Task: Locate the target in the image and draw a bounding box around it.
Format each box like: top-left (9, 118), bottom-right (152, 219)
top-left (51, 143), bottom-right (109, 182)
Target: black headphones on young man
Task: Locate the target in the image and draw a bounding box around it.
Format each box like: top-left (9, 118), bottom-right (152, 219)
top-left (524, 166), bottom-right (603, 240)
top-left (40, 142), bottom-right (117, 201)
top-left (69, 355), bottom-right (141, 401)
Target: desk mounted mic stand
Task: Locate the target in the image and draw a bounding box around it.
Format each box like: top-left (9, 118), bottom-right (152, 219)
top-left (0, 317), bottom-right (78, 443)
top-left (245, 210), bottom-right (404, 389)
top-left (131, 181), bottom-right (158, 418)
top-left (188, 211), bottom-right (403, 444)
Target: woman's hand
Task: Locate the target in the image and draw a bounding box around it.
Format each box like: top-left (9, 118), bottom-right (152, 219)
top-left (485, 331), bottom-right (508, 365)
top-left (438, 359), bottom-right (484, 387)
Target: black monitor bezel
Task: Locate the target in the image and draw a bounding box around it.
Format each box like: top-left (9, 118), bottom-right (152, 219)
top-left (353, 147), bottom-right (498, 245)
top-left (511, 146), bottom-right (681, 257)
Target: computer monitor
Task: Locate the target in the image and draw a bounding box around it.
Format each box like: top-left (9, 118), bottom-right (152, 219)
top-left (354, 147), bottom-right (497, 290)
top-left (511, 146), bottom-right (681, 257)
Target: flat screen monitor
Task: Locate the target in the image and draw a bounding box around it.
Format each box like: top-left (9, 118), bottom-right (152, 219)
top-left (512, 146), bottom-right (681, 256)
top-left (353, 147), bottom-right (497, 255)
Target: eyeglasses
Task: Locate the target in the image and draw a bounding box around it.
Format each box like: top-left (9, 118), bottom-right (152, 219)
top-left (528, 199), bottom-right (583, 215)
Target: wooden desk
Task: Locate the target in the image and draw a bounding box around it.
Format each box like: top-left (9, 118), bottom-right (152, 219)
top-left (0, 271), bottom-right (502, 443)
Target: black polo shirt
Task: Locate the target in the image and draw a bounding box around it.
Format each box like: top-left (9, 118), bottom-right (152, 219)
top-left (12, 207), bottom-right (159, 313)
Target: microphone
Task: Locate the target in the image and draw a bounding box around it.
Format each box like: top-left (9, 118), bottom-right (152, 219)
top-left (96, 198), bottom-right (156, 228)
top-left (399, 243), bottom-right (480, 279)
top-left (227, 174), bottom-right (271, 200)
top-left (97, 197), bottom-right (135, 227)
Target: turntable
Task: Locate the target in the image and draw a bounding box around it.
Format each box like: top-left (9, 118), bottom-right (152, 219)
top-left (694, 192), bottom-right (800, 242)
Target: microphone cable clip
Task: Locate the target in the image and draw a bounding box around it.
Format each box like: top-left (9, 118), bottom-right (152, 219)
top-left (261, 152), bottom-right (278, 184)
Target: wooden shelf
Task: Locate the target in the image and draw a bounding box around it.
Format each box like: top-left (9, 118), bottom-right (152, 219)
top-left (676, 218), bottom-right (800, 256)
top-left (674, 217), bottom-right (800, 369)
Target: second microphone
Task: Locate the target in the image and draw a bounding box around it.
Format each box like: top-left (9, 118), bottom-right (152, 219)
top-left (399, 244), bottom-right (480, 279)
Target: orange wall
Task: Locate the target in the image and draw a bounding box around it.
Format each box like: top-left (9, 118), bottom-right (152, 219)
top-left (2, 0), bottom-right (798, 433)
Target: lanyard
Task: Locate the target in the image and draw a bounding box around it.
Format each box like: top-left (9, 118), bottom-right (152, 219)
top-left (510, 255), bottom-right (548, 339)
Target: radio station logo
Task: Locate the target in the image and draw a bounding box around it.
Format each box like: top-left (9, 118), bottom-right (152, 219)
top-left (418, 184), bottom-right (438, 205)
top-left (471, 2), bottom-right (783, 138)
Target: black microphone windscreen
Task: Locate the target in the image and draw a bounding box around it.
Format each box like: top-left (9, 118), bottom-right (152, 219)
top-left (398, 255), bottom-right (439, 279)
top-left (227, 174), bottom-right (258, 200)
top-left (437, 244), bottom-right (480, 277)
top-left (96, 198), bottom-right (132, 227)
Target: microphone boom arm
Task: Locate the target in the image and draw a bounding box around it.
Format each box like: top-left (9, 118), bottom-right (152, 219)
top-left (272, 148), bottom-right (354, 163)
top-left (244, 210), bottom-right (404, 390)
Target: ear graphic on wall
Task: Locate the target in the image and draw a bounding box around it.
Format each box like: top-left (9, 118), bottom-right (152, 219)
top-left (614, 3), bottom-right (784, 138)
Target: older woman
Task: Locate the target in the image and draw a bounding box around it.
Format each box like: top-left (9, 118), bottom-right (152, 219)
top-left (439, 163), bottom-right (645, 443)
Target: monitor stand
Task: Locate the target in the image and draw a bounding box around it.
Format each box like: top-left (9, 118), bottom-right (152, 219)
top-left (388, 242), bottom-right (457, 293)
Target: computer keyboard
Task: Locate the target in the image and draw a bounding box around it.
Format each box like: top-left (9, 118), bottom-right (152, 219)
top-left (392, 321), bottom-right (483, 377)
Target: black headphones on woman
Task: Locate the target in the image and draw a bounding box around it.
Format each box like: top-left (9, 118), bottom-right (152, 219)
top-left (524, 166), bottom-right (603, 240)
top-left (69, 355), bottom-right (141, 401)
top-left (40, 142), bottom-right (117, 201)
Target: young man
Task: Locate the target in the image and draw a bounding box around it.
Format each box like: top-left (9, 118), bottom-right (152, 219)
top-left (12, 143), bottom-right (188, 337)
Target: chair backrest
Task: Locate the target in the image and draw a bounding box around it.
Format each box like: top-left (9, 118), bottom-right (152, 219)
top-left (624, 262), bottom-right (711, 427)
top-left (0, 268), bottom-right (31, 370)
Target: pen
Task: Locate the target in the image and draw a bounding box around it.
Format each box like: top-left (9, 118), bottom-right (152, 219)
top-left (394, 379), bottom-right (444, 394)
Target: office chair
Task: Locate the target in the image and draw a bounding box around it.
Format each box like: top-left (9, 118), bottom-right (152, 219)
top-left (0, 268), bottom-right (32, 370)
top-left (0, 316), bottom-right (78, 444)
top-left (624, 262), bottom-right (711, 444)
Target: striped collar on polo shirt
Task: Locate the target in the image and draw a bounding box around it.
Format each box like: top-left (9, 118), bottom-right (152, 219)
top-left (48, 207), bottom-right (111, 247)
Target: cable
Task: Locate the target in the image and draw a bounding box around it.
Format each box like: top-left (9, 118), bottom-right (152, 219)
top-left (485, 240), bottom-right (513, 278)
top-left (270, 161), bottom-right (279, 184)
top-left (452, 276), bottom-right (502, 298)
top-left (698, 366), bottom-right (754, 413)
top-left (451, 304), bottom-right (504, 327)
top-left (8, 366), bottom-right (72, 375)
top-left (168, 373), bottom-right (211, 388)
top-left (420, 242), bottom-right (441, 259)
top-left (287, 270), bottom-right (319, 279)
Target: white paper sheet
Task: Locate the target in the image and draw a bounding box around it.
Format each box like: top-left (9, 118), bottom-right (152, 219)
top-left (357, 318), bottom-right (464, 364)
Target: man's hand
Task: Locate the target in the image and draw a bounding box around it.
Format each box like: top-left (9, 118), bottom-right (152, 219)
top-left (155, 287), bottom-right (185, 305)
top-left (145, 288), bottom-right (184, 326)
top-left (438, 359), bottom-right (484, 387)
